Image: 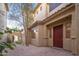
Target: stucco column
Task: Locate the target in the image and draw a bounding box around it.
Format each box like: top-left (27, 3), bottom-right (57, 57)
top-left (38, 25), bottom-right (48, 46)
top-left (71, 12), bottom-right (77, 55)
top-left (75, 4), bottom-right (79, 55)
top-left (71, 4), bottom-right (79, 55)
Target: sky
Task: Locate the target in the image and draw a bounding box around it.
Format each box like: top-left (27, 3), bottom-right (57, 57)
top-left (7, 3), bottom-right (36, 30)
top-left (7, 3), bottom-right (23, 29)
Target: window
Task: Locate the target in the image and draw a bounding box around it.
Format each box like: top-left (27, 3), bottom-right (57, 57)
top-left (40, 6), bottom-right (42, 11)
top-left (31, 30), bottom-right (36, 39)
top-left (65, 22), bottom-right (71, 38)
top-left (49, 3), bottom-right (61, 12)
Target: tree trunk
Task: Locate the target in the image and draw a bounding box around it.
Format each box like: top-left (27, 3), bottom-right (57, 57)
top-left (22, 13), bottom-right (29, 46)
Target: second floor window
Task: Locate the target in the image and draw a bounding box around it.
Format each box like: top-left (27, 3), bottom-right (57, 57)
top-left (49, 3), bottom-right (61, 12)
top-left (40, 6), bottom-right (42, 11)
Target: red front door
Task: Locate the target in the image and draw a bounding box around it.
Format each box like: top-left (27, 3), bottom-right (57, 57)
top-left (53, 25), bottom-right (63, 48)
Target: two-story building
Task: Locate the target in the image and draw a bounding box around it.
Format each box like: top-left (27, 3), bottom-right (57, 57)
top-left (28, 3), bottom-right (79, 55)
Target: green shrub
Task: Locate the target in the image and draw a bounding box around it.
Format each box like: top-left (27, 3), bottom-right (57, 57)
top-left (0, 32), bottom-right (3, 40)
top-left (0, 31), bottom-right (16, 56)
top-left (0, 42), bottom-right (16, 56)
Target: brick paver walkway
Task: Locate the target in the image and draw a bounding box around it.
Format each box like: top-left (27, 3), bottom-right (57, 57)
top-left (6, 45), bottom-right (73, 56)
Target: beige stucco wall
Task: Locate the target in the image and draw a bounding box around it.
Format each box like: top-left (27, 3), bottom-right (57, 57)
top-left (31, 4), bottom-right (79, 55)
top-left (34, 4), bottom-right (48, 22)
top-left (31, 25), bottom-right (48, 46)
top-left (71, 4), bottom-right (79, 55)
top-left (38, 25), bottom-right (48, 46)
top-left (31, 26), bottom-right (40, 46)
top-left (43, 5), bottom-right (75, 53)
top-left (63, 18), bottom-right (72, 51)
top-left (32, 4), bottom-right (71, 47)
top-left (46, 17), bottom-right (72, 50)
